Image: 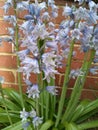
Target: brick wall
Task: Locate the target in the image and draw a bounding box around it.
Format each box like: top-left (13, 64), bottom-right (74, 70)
top-left (0, 0), bottom-right (98, 99)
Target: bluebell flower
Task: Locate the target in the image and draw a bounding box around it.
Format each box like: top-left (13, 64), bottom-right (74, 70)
top-left (86, 11), bottom-right (98, 25)
top-left (60, 20), bottom-right (74, 29)
top-left (70, 28), bottom-right (82, 40)
top-left (25, 79), bottom-right (33, 87)
top-left (46, 41), bottom-right (58, 51)
top-left (16, 1), bottom-right (29, 11)
top-left (48, 22), bottom-right (55, 30)
top-left (42, 65), bottom-right (58, 83)
top-left (17, 49), bottom-right (30, 60)
top-left (42, 52), bottom-right (56, 67)
top-left (62, 47), bottom-right (70, 58)
top-left (27, 84), bottom-right (40, 99)
top-left (32, 116), bottom-right (43, 128)
top-left (42, 12), bottom-right (50, 21)
top-left (63, 4), bottom-right (73, 17)
top-left (0, 76), bottom-right (4, 84)
top-left (56, 28), bottom-right (70, 46)
top-left (20, 108), bottom-right (29, 122)
top-left (6, 0), bottom-right (13, 6)
top-left (28, 1), bottom-right (46, 20)
top-left (32, 23), bottom-right (49, 40)
top-left (20, 21), bottom-right (34, 33)
top-left (46, 86), bottom-right (58, 95)
top-left (74, 7), bottom-right (88, 21)
top-left (74, 0), bottom-right (84, 5)
top-left (29, 109), bottom-right (36, 118)
top-left (7, 28), bottom-right (15, 35)
top-left (69, 69), bottom-right (84, 79)
top-left (2, 3), bottom-right (11, 14)
top-left (3, 37), bottom-right (13, 43)
top-left (88, 1), bottom-right (98, 13)
top-left (93, 57), bottom-right (98, 63)
top-left (3, 15), bottom-right (17, 26)
top-left (42, 51), bottom-right (59, 82)
top-left (51, 4), bottom-right (58, 18)
top-left (22, 121), bottom-right (30, 130)
top-left (48, 0), bottom-right (55, 6)
top-left (18, 57), bottom-right (40, 79)
top-left (79, 22), bottom-right (93, 38)
top-left (90, 66), bottom-right (98, 75)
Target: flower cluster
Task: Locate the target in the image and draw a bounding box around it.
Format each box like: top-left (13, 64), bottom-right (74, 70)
top-left (20, 108), bottom-right (43, 129)
top-left (1, 0), bottom-right (98, 129)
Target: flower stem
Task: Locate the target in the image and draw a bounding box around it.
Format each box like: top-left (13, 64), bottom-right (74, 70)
top-left (55, 39), bottom-right (75, 127)
top-left (14, 0), bottom-right (24, 108)
top-left (61, 49), bottom-right (95, 123)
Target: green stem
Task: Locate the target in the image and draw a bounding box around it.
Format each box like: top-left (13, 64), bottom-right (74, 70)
top-left (45, 92), bottom-right (49, 120)
top-left (55, 39), bottom-right (75, 127)
top-left (0, 84), bottom-right (12, 125)
top-left (78, 120), bottom-right (98, 130)
top-left (49, 78), bottom-right (56, 120)
top-left (61, 50), bottom-right (95, 123)
top-left (36, 98), bottom-right (39, 116)
top-left (14, 0), bottom-right (24, 108)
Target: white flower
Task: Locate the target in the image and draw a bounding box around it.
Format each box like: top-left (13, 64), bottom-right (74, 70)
top-left (69, 69), bottom-right (84, 79)
top-left (32, 24), bottom-right (49, 40)
top-left (70, 28), bottom-right (82, 40)
top-left (32, 116), bottom-right (43, 128)
top-left (46, 86), bottom-right (58, 95)
top-left (29, 109), bottom-right (36, 118)
top-left (63, 4), bottom-right (73, 17)
top-left (27, 84), bottom-right (40, 99)
top-left (20, 108), bottom-right (29, 122)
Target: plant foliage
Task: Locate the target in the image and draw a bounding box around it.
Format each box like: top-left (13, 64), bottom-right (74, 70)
top-left (0, 0), bottom-right (98, 129)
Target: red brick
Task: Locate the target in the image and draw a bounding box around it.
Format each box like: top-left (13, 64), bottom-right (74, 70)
top-left (0, 55), bottom-right (17, 69)
top-left (0, 21), bottom-right (12, 35)
top-left (66, 88), bottom-right (98, 100)
top-left (69, 75), bottom-right (98, 89)
top-left (73, 46), bottom-right (85, 61)
top-left (0, 42), bottom-right (12, 53)
top-left (16, 72), bottom-right (37, 84)
top-left (0, 70), bottom-right (15, 83)
top-left (84, 77), bottom-right (98, 90)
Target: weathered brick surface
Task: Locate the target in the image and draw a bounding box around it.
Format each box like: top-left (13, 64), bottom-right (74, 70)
top-left (0, 42), bottom-right (12, 53)
top-left (0, 70), bottom-right (16, 82)
top-left (0, 55), bottom-right (17, 69)
top-left (66, 89), bottom-right (98, 100)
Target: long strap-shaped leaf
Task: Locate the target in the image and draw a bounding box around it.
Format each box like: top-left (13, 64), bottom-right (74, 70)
top-left (61, 49), bottom-right (95, 123)
top-left (78, 120), bottom-right (98, 130)
top-left (2, 121), bottom-right (24, 130)
top-left (40, 120), bottom-right (54, 130)
top-left (55, 39), bottom-right (75, 127)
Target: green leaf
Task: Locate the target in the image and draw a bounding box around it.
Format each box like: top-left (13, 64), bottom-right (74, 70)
top-left (77, 109), bottom-right (98, 123)
top-left (80, 99), bottom-right (98, 116)
top-left (2, 121), bottom-right (23, 130)
top-left (65, 122), bottom-right (80, 130)
top-left (40, 120), bottom-right (54, 130)
top-left (71, 100), bottom-right (90, 121)
top-left (3, 88), bottom-right (23, 108)
top-left (0, 96), bottom-right (21, 111)
top-left (78, 120), bottom-right (98, 130)
top-left (0, 113), bottom-right (20, 123)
